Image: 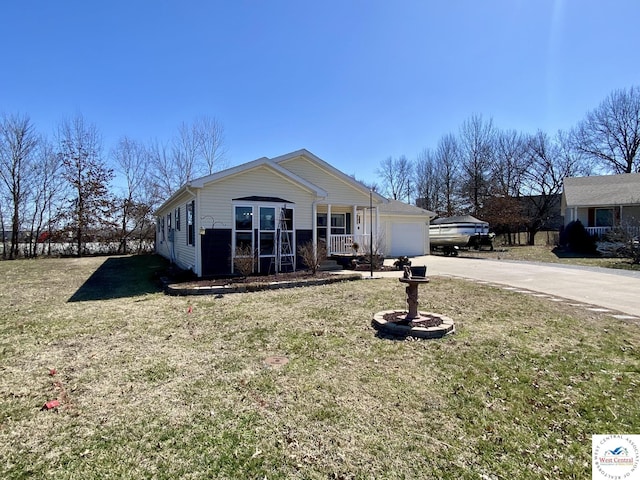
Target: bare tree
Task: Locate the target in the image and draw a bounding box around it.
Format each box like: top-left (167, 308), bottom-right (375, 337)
top-left (376, 155), bottom-right (413, 202)
top-left (25, 138), bottom-right (66, 256)
top-left (414, 148), bottom-right (442, 212)
top-left (148, 139), bottom-right (178, 197)
top-left (58, 115), bottom-right (114, 256)
top-left (0, 113), bottom-right (39, 259)
top-left (434, 133), bottom-right (462, 216)
top-left (491, 129), bottom-right (529, 198)
top-left (150, 116), bottom-right (227, 196)
top-left (173, 121), bottom-right (201, 185)
top-left (458, 114), bottom-right (496, 214)
top-left (522, 130), bottom-right (584, 244)
top-left (483, 129), bottom-right (530, 243)
top-left (573, 85), bottom-right (640, 173)
top-left (193, 116), bottom-right (227, 174)
top-left (112, 136), bottom-right (155, 254)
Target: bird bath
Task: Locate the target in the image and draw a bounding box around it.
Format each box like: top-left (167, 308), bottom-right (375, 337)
top-left (372, 266), bottom-right (455, 339)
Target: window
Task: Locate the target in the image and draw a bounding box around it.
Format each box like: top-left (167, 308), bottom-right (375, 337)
top-left (259, 207), bottom-right (276, 256)
top-left (235, 206), bottom-right (253, 252)
top-left (235, 206), bottom-right (253, 230)
top-left (331, 213), bottom-right (346, 235)
top-left (175, 207), bottom-right (181, 231)
top-left (595, 208), bottom-right (614, 227)
top-left (167, 212), bottom-right (172, 231)
top-left (161, 217), bottom-right (165, 242)
top-left (187, 200), bottom-right (195, 245)
top-left (260, 207), bottom-right (276, 231)
top-left (282, 207), bottom-right (293, 231)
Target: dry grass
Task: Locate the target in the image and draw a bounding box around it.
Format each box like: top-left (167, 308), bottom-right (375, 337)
top-left (457, 244), bottom-right (640, 270)
top-left (1, 255), bottom-right (639, 479)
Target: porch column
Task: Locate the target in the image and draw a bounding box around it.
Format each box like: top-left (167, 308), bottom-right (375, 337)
top-left (352, 205), bottom-right (357, 235)
top-left (620, 205), bottom-right (623, 225)
top-left (326, 204), bottom-right (331, 254)
top-left (312, 202), bottom-right (318, 257)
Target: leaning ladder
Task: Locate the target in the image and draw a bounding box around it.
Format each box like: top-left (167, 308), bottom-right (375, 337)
top-left (270, 207), bottom-right (294, 274)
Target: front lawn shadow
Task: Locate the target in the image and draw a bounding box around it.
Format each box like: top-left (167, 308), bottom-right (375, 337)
top-left (68, 254), bottom-right (167, 302)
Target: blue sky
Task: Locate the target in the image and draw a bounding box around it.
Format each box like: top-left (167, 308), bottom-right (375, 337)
top-left (1, 1), bottom-right (639, 186)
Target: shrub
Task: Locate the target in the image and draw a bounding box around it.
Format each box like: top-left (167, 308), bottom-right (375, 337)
top-left (562, 220), bottom-right (598, 254)
top-left (233, 245), bottom-right (257, 277)
top-left (602, 226), bottom-right (640, 264)
top-left (297, 241), bottom-right (327, 275)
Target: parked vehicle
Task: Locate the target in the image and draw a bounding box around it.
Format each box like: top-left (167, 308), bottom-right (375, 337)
top-left (429, 215), bottom-right (494, 255)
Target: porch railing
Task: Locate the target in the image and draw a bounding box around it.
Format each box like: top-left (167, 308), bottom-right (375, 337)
top-left (586, 226), bottom-right (640, 240)
top-left (328, 234), bottom-right (369, 255)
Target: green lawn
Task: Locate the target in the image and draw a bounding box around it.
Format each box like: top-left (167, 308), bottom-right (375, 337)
top-left (1, 255), bottom-right (639, 479)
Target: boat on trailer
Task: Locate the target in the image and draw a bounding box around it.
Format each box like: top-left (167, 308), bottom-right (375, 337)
top-left (429, 215), bottom-right (494, 255)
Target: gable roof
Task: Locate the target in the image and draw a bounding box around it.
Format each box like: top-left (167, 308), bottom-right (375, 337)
top-left (191, 155), bottom-right (328, 196)
top-left (155, 153), bottom-right (329, 213)
top-left (379, 199), bottom-right (435, 218)
top-left (563, 173), bottom-right (640, 207)
top-left (272, 149), bottom-right (388, 204)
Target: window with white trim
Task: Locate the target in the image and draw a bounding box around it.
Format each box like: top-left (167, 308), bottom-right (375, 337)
top-left (186, 201), bottom-right (195, 245)
top-left (234, 205), bottom-right (253, 252)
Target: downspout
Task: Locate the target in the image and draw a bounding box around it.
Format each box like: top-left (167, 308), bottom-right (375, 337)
top-left (312, 201), bottom-right (318, 258)
top-left (312, 196), bottom-right (327, 258)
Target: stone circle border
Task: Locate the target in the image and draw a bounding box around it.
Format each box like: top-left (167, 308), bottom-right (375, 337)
top-left (372, 309), bottom-right (455, 339)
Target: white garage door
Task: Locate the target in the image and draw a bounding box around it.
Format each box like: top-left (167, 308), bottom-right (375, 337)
top-left (389, 223), bottom-right (425, 257)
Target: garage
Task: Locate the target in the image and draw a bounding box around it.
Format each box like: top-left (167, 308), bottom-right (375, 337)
top-left (389, 222), bottom-right (426, 257)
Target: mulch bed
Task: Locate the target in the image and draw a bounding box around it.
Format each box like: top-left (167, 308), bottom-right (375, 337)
top-left (163, 270), bottom-right (363, 296)
top-left (382, 311), bottom-right (443, 328)
top-left (177, 270), bottom-right (337, 288)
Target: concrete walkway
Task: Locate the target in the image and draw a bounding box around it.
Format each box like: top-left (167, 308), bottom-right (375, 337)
top-left (371, 255), bottom-right (640, 318)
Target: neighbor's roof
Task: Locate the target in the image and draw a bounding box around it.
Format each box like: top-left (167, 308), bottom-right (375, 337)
top-left (563, 173), bottom-right (640, 207)
top-left (431, 215), bottom-right (487, 225)
top-left (378, 199), bottom-right (435, 218)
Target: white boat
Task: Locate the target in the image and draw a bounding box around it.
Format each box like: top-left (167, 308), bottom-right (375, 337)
top-left (429, 215), bottom-right (494, 254)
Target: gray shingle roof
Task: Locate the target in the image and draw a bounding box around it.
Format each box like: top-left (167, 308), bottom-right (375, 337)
top-left (431, 215), bottom-right (487, 225)
top-left (563, 173), bottom-right (640, 207)
top-left (378, 199), bottom-right (435, 217)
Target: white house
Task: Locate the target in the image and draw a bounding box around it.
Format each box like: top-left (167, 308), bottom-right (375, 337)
top-left (155, 149), bottom-right (435, 277)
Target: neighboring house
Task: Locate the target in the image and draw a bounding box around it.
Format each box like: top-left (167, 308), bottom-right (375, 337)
top-left (155, 149), bottom-right (435, 277)
top-left (561, 173), bottom-right (640, 238)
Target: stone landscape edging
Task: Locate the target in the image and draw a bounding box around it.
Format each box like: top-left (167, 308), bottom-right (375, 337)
top-left (372, 309), bottom-right (455, 339)
top-left (165, 272), bottom-right (362, 296)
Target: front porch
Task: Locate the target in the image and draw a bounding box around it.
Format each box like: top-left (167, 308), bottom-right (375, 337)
top-left (327, 234), bottom-right (371, 255)
top-left (586, 226), bottom-right (640, 240)
top-left (316, 203), bottom-right (380, 255)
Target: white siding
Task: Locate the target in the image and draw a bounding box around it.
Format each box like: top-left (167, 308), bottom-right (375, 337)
top-left (155, 191), bottom-right (197, 272)
top-left (199, 165), bottom-right (318, 230)
top-left (279, 156), bottom-right (377, 206)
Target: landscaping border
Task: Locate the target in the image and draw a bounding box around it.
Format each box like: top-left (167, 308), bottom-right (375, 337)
top-left (164, 272), bottom-right (363, 296)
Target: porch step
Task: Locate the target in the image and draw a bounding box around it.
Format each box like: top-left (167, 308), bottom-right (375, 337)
top-left (319, 259), bottom-right (343, 271)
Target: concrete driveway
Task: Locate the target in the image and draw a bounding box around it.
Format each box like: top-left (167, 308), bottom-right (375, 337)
top-left (376, 255), bottom-right (640, 318)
